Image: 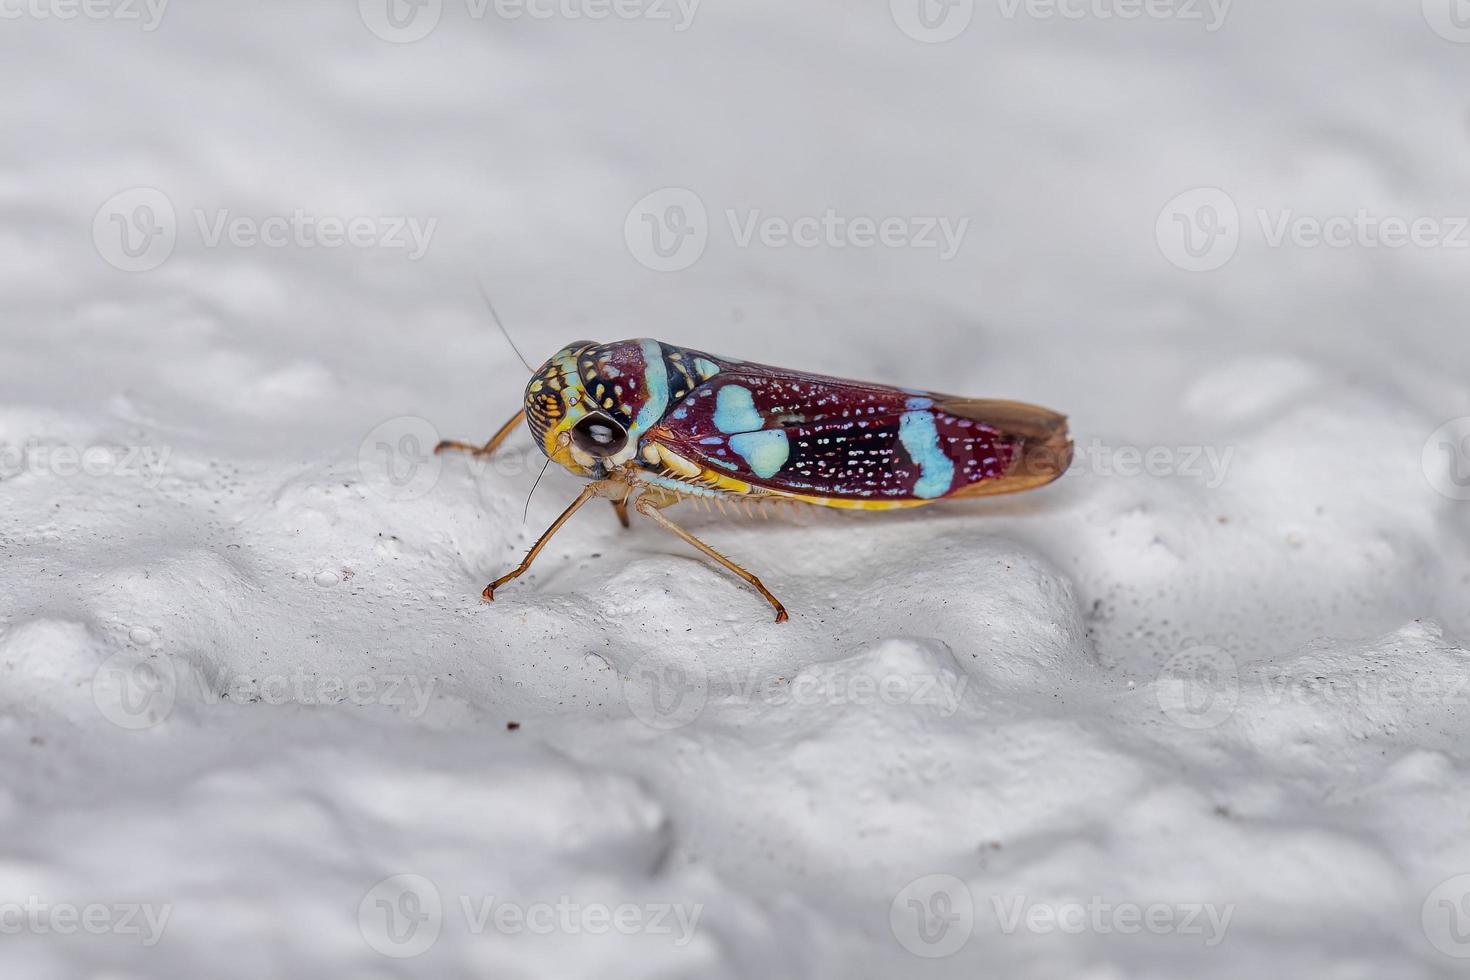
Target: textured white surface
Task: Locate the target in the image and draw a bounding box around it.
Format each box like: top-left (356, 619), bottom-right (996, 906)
top-left (3, 1), bottom-right (1470, 976)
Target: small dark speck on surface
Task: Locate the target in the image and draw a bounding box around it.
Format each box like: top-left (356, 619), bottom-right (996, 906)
top-left (506, 721), bottom-right (521, 731)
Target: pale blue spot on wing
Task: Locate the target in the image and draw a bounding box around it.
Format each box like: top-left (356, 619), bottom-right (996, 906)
top-left (729, 430), bottom-right (790, 479)
top-left (899, 409), bottom-right (954, 498)
top-left (694, 357), bottom-right (720, 379)
top-left (714, 385), bottom-right (764, 434)
top-left (905, 396), bottom-right (934, 410)
top-left (634, 339), bottom-right (669, 433)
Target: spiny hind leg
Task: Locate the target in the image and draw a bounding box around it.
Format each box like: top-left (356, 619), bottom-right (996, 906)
top-left (634, 490), bottom-right (789, 623)
top-left (611, 498), bottom-right (631, 529)
top-left (436, 409), bottom-right (526, 459)
top-left (484, 479), bottom-right (623, 601)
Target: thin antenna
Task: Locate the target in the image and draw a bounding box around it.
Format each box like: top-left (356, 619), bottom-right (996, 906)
top-left (524, 455), bottom-right (552, 522)
top-left (477, 280), bottom-right (534, 373)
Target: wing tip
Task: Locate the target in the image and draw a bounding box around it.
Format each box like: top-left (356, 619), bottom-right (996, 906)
top-left (950, 406), bottom-right (1073, 498)
top-left (1008, 412), bottom-right (1072, 487)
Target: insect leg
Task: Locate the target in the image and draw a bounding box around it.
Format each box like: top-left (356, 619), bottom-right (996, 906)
top-left (436, 409), bottom-right (526, 458)
top-left (484, 480), bottom-right (614, 601)
top-left (611, 498), bottom-right (631, 529)
top-left (634, 491), bottom-right (790, 623)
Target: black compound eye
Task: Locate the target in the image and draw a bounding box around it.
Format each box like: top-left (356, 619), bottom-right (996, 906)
top-left (571, 414), bottom-right (628, 457)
